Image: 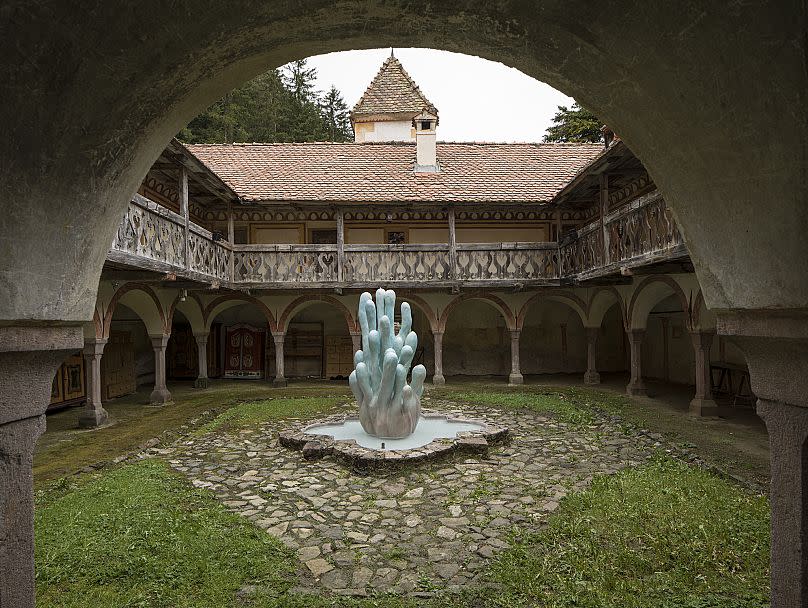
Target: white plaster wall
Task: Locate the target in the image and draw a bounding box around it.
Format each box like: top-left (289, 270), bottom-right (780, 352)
top-left (355, 120), bottom-right (414, 142)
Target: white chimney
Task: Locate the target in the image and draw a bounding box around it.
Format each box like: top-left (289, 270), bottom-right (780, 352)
top-left (414, 110), bottom-right (438, 172)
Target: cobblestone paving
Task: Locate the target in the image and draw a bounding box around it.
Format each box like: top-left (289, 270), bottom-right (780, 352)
top-left (161, 399), bottom-right (662, 597)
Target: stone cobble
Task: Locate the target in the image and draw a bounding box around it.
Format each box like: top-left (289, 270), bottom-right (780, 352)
top-left (160, 399), bottom-right (661, 596)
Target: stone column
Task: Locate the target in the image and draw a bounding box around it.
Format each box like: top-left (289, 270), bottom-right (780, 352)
top-left (194, 333), bottom-right (209, 389)
top-left (508, 329), bottom-right (524, 385)
top-left (273, 332), bottom-right (287, 387)
top-left (689, 331), bottom-right (717, 416)
top-left (149, 334), bottom-right (172, 404)
top-left (718, 310), bottom-right (808, 608)
top-left (349, 330), bottom-right (361, 355)
top-left (584, 327), bottom-right (601, 384)
top-left (1, 325), bottom-right (83, 608)
top-left (79, 337), bottom-right (109, 428)
top-left (626, 328), bottom-right (647, 396)
top-left (432, 331), bottom-right (445, 385)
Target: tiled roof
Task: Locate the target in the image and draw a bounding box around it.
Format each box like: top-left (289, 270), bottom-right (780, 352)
top-left (186, 142), bottom-right (603, 203)
top-left (351, 56), bottom-right (438, 120)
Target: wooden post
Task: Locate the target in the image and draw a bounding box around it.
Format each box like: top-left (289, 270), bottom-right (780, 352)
top-left (227, 201), bottom-right (235, 282)
top-left (448, 207), bottom-right (457, 279)
top-left (555, 209), bottom-right (562, 242)
top-left (600, 173), bottom-right (610, 265)
top-left (179, 166), bottom-right (190, 269)
top-left (336, 208), bottom-right (345, 282)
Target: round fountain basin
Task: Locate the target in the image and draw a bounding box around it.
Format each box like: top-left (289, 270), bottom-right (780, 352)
top-left (305, 415), bottom-right (484, 451)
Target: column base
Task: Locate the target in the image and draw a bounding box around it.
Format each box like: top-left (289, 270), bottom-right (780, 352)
top-left (584, 371), bottom-right (601, 385)
top-left (78, 406), bottom-right (109, 428)
top-left (193, 377), bottom-right (209, 389)
top-left (626, 382), bottom-right (647, 396)
top-left (149, 388), bottom-right (172, 405)
top-left (689, 397), bottom-right (719, 417)
top-left (432, 374), bottom-right (445, 386)
top-left (508, 373), bottom-right (524, 386)
top-left (273, 377), bottom-right (288, 388)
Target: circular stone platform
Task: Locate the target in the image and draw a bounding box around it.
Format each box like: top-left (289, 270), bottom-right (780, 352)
top-left (279, 410), bottom-right (508, 471)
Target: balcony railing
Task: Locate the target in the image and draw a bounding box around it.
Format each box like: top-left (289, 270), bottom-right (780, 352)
top-left (559, 191), bottom-right (686, 279)
top-left (108, 191), bottom-right (685, 287)
top-left (109, 194), bottom-right (231, 282)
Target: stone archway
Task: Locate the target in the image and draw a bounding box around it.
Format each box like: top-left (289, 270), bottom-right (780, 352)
top-left (2, 5), bottom-right (808, 606)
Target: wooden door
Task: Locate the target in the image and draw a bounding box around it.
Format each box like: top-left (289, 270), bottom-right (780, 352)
top-left (167, 324), bottom-right (198, 379)
top-left (102, 331), bottom-right (136, 399)
top-left (223, 325), bottom-right (265, 379)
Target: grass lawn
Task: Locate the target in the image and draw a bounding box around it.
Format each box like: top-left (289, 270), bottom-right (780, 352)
top-left (34, 384), bottom-right (770, 607)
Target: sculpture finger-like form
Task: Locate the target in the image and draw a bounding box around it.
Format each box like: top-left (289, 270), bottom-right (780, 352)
top-left (353, 288), bottom-right (426, 438)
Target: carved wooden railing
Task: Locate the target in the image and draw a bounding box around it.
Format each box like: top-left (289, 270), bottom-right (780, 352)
top-left (111, 191), bottom-right (684, 287)
top-left (109, 195), bottom-right (231, 281)
top-left (606, 192), bottom-right (682, 263)
top-left (559, 191), bottom-right (684, 277)
top-left (232, 245), bottom-right (339, 283)
top-left (231, 243), bottom-right (558, 285)
top-left (455, 243), bottom-right (559, 281)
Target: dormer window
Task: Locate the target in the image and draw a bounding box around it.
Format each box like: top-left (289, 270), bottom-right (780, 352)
top-left (418, 120), bottom-right (433, 131)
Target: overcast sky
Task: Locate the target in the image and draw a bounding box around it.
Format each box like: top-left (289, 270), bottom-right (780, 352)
top-left (307, 48), bottom-right (575, 143)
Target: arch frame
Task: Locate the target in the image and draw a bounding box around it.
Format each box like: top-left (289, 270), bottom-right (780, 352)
top-left (627, 275), bottom-right (690, 331)
top-left (103, 283), bottom-right (168, 338)
top-left (515, 290), bottom-right (588, 331)
top-left (438, 292), bottom-right (516, 333)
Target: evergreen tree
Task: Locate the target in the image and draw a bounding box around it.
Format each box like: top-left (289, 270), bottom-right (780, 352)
top-left (178, 59), bottom-right (347, 144)
top-left (282, 59), bottom-right (319, 104)
top-left (320, 85), bottom-right (353, 142)
top-left (543, 103), bottom-right (603, 143)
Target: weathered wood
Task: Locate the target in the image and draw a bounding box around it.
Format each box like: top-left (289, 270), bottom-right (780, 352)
top-left (600, 173), bottom-right (611, 265)
top-left (448, 206), bottom-right (457, 279)
top-left (336, 208), bottom-right (345, 282)
top-left (179, 166), bottom-right (190, 269)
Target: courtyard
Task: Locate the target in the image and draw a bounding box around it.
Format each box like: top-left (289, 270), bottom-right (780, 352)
top-left (34, 379), bottom-right (770, 607)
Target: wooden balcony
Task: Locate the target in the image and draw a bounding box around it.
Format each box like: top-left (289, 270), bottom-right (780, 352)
top-left (107, 190), bottom-right (687, 288)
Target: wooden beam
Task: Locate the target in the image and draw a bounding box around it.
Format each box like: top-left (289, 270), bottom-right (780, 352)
top-left (336, 208), bottom-right (345, 282)
top-left (179, 166), bottom-right (190, 269)
top-left (600, 173), bottom-right (610, 265)
top-left (448, 206), bottom-right (457, 278)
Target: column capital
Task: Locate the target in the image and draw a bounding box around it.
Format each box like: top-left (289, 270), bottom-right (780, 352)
top-left (83, 337), bottom-right (107, 357)
top-left (194, 332), bottom-right (209, 345)
top-left (585, 326), bottom-right (600, 341)
top-left (509, 329), bottom-right (521, 339)
top-left (627, 327), bottom-right (646, 342)
top-left (149, 334), bottom-right (170, 349)
top-left (272, 332), bottom-right (286, 345)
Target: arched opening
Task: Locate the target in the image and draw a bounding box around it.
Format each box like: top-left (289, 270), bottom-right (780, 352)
top-left (519, 300), bottom-right (586, 378)
top-left (595, 301), bottom-right (628, 377)
top-left (207, 302), bottom-right (271, 380)
top-left (283, 302), bottom-right (353, 380)
top-left (167, 308), bottom-right (199, 383)
top-left (105, 302), bottom-right (155, 400)
top-left (47, 351), bottom-right (87, 413)
top-left (443, 299), bottom-right (510, 381)
top-left (642, 293), bottom-right (694, 387)
top-left (400, 300), bottom-right (434, 375)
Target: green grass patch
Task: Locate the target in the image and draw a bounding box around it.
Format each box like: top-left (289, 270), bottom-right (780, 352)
top-left (195, 397), bottom-right (346, 436)
top-left (448, 386), bottom-right (622, 424)
top-left (487, 457), bottom-right (770, 608)
top-left (35, 459), bottom-right (296, 608)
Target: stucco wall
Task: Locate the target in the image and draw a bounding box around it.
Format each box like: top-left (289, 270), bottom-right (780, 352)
top-left (443, 300), bottom-right (509, 376)
top-left (354, 120), bottom-right (414, 142)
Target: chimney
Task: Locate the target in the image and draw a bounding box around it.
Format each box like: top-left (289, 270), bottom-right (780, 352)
top-left (414, 110), bottom-right (438, 172)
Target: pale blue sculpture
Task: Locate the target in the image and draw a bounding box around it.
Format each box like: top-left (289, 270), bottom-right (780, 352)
top-left (349, 289), bottom-right (427, 438)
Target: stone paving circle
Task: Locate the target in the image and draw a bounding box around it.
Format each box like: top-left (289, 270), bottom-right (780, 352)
top-left (159, 397), bottom-right (667, 597)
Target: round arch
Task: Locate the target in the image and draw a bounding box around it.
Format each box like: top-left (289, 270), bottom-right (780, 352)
top-left (395, 292), bottom-right (439, 334)
top-left (587, 287), bottom-right (627, 330)
top-left (689, 290), bottom-right (717, 333)
top-left (203, 295), bottom-right (277, 333)
top-left (103, 283), bottom-right (167, 338)
top-left (278, 295), bottom-right (356, 335)
top-left (438, 293), bottom-right (516, 332)
top-left (168, 294), bottom-right (207, 335)
top-left (516, 291), bottom-right (587, 331)
top-left (628, 276), bottom-right (690, 331)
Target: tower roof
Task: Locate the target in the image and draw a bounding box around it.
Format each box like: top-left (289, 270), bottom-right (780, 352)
top-left (351, 56), bottom-right (438, 122)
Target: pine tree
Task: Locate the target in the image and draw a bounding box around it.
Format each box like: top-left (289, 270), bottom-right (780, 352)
top-left (282, 59), bottom-right (319, 104)
top-left (543, 103), bottom-right (603, 143)
top-left (320, 85), bottom-right (354, 142)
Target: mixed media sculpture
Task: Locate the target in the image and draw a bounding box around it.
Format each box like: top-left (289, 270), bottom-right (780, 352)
top-left (349, 289), bottom-right (427, 438)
